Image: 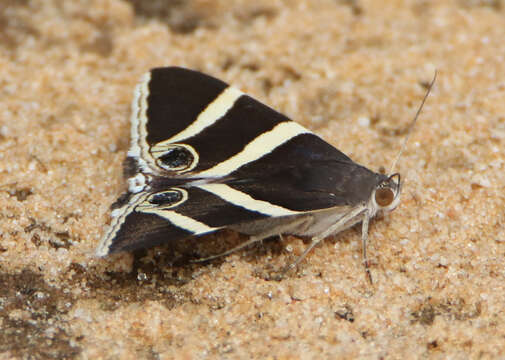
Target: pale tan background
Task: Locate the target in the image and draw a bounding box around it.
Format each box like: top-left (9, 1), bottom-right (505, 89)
top-left (1, 0), bottom-right (504, 359)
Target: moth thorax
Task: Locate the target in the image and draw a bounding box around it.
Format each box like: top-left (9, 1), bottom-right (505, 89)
top-left (373, 173), bottom-right (401, 212)
top-left (150, 143), bottom-right (198, 172)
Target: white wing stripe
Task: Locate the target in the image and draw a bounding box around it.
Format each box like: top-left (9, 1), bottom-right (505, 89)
top-left (140, 208), bottom-right (218, 234)
top-left (197, 121), bottom-right (310, 177)
top-left (197, 183), bottom-right (300, 216)
top-left (165, 86), bottom-right (243, 143)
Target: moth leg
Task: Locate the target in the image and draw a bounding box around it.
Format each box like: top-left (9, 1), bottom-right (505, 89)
top-left (284, 206), bottom-right (367, 273)
top-left (360, 213), bottom-right (373, 283)
top-left (193, 216), bottom-right (312, 263)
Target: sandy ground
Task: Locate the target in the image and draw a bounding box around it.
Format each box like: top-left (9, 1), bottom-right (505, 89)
top-left (1, 0), bottom-right (505, 359)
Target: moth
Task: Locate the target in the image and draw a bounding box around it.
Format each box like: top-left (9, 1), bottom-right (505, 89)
top-left (97, 66), bottom-right (433, 280)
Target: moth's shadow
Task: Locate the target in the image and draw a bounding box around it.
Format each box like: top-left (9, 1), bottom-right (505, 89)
top-left (127, 230), bottom-right (289, 283)
top-left (89, 223), bottom-right (365, 313)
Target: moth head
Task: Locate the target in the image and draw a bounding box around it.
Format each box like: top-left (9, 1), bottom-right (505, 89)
top-left (372, 173), bottom-right (401, 213)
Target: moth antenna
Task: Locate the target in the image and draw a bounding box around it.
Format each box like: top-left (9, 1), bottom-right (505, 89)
top-left (388, 71), bottom-right (437, 175)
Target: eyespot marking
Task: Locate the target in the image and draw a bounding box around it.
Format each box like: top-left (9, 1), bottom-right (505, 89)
top-left (150, 143), bottom-right (199, 173)
top-left (136, 188), bottom-right (188, 211)
top-left (158, 147), bottom-right (193, 169)
top-left (149, 191), bottom-right (183, 205)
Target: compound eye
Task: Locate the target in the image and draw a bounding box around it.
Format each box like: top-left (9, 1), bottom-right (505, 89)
top-left (375, 187), bottom-right (395, 207)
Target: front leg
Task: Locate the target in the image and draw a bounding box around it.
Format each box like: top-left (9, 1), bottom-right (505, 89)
top-left (284, 206), bottom-right (368, 273)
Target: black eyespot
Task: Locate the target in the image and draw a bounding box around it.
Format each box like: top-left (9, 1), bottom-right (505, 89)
top-left (149, 191), bottom-right (182, 206)
top-left (375, 187), bottom-right (395, 207)
top-left (158, 147), bottom-right (194, 170)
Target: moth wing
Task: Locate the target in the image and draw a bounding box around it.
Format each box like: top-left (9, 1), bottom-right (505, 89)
top-left (100, 163), bottom-right (380, 257)
top-left (98, 186), bottom-right (274, 256)
top-left (223, 132), bottom-right (383, 209)
top-left (97, 202), bottom-right (206, 256)
top-left (127, 66), bottom-right (354, 179)
top-left (97, 166), bottom-right (376, 257)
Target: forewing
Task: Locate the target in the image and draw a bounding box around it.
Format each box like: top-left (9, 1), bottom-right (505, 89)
top-left (127, 66), bottom-right (353, 179)
top-left (221, 132), bottom-right (385, 211)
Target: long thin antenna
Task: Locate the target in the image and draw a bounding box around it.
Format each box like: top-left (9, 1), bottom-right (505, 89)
top-left (389, 71), bottom-right (437, 174)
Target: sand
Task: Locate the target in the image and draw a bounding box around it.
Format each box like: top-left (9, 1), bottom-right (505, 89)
top-left (1, 0), bottom-right (505, 358)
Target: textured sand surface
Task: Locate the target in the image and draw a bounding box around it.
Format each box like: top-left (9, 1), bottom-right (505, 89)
top-left (1, 0), bottom-right (505, 359)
